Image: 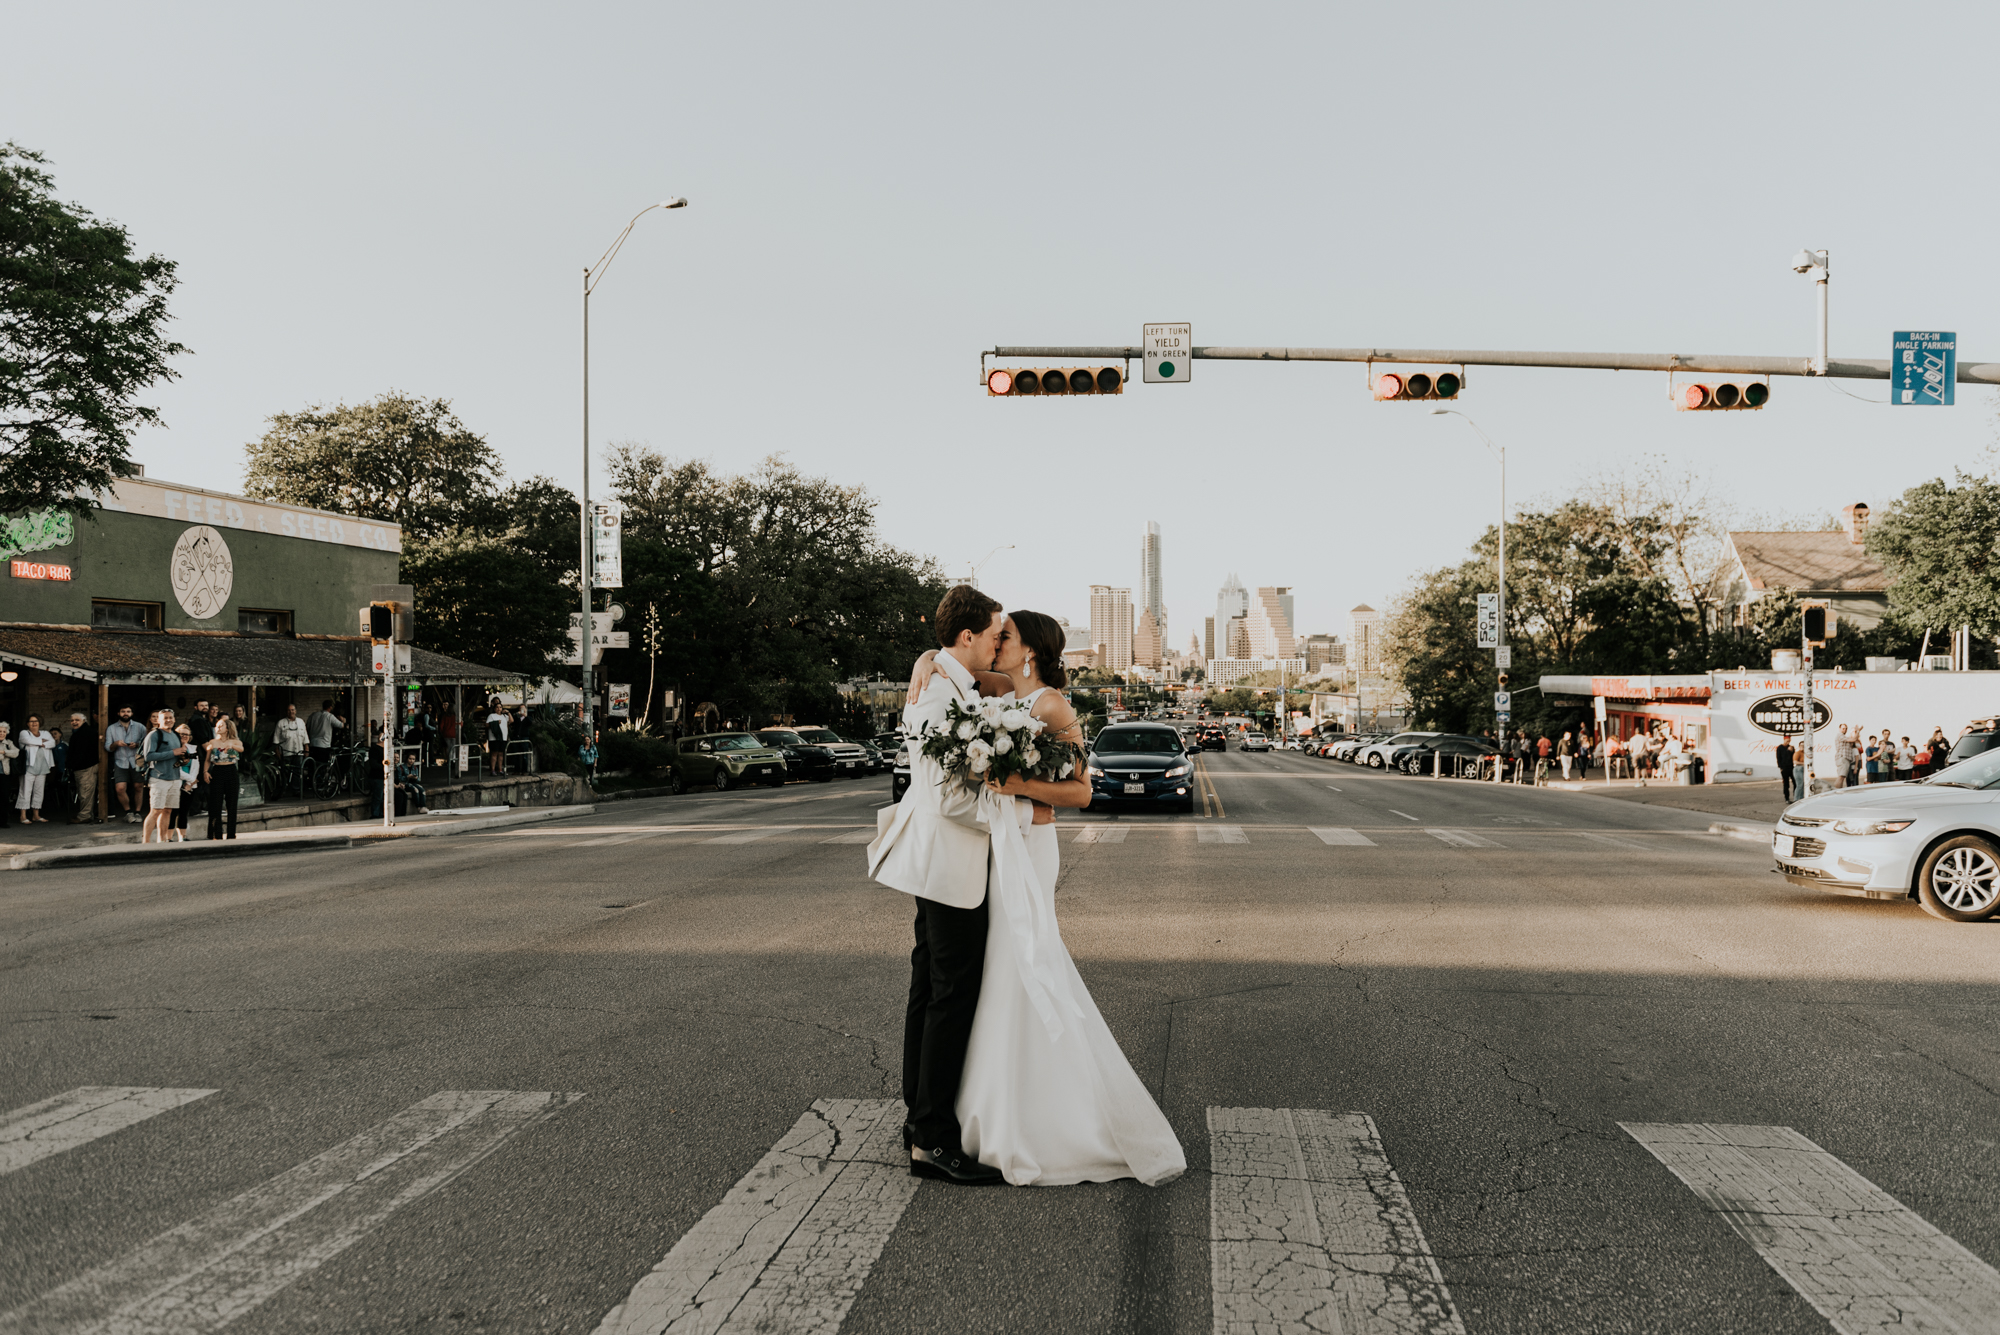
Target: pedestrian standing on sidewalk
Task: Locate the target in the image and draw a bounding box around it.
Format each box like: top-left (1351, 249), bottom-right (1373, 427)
top-left (1925, 726), bottom-right (1951, 776)
top-left (1557, 731), bottom-right (1575, 780)
top-left (0, 721), bottom-right (18, 827)
top-left (68, 712), bottom-right (98, 821)
top-left (205, 717), bottom-right (244, 840)
top-left (105, 705), bottom-right (144, 823)
top-left (16, 715), bottom-right (55, 823)
top-left (1895, 736), bottom-right (1916, 783)
top-left (169, 723), bottom-right (200, 840)
top-left (1832, 725), bottom-right (1854, 789)
top-left (1776, 737), bottom-right (1797, 803)
top-left (139, 709), bottom-right (186, 845)
top-left (1513, 732), bottom-right (1532, 784)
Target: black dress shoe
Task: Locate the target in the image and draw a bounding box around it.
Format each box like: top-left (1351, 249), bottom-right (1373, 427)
top-left (910, 1142), bottom-right (1003, 1185)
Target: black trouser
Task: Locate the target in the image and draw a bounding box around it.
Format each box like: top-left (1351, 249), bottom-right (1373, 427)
top-left (903, 893), bottom-right (989, 1149)
top-left (0, 772), bottom-right (13, 826)
top-left (1779, 766), bottom-right (1795, 802)
top-left (207, 767), bottom-right (240, 839)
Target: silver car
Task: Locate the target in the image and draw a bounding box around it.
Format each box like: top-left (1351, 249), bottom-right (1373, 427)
top-left (1770, 745), bottom-right (2000, 921)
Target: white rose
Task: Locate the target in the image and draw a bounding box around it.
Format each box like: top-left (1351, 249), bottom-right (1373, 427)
top-left (979, 699), bottom-right (1004, 722)
top-left (999, 708), bottom-right (1030, 732)
top-left (993, 734), bottom-right (1012, 755)
top-left (967, 738), bottom-right (992, 761)
top-left (969, 753), bottom-right (991, 774)
top-left (1022, 747), bottom-right (1040, 766)
top-left (957, 720), bottom-right (978, 740)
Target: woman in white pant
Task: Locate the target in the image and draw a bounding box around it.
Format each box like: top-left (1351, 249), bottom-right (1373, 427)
top-left (16, 716), bottom-right (55, 823)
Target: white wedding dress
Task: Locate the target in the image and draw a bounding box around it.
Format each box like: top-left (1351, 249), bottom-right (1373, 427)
top-left (955, 689), bottom-right (1186, 1188)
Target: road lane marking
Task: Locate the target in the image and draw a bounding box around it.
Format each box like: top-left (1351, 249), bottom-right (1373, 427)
top-left (1621, 1121), bottom-right (2000, 1334)
top-left (1324, 785), bottom-right (1342, 792)
top-left (701, 826), bottom-right (803, 844)
top-left (2, 1090), bottom-right (581, 1333)
top-left (571, 831), bottom-right (674, 847)
top-left (594, 1099), bottom-right (915, 1335)
top-left (1576, 831), bottom-right (1649, 851)
top-left (1309, 827), bottom-right (1377, 846)
top-left (819, 829), bottom-right (877, 844)
top-left (0, 1087), bottom-right (217, 1177)
top-left (1209, 1107), bottom-right (1465, 1335)
top-left (1198, 825), bottom-right (1249, 844)
top-left (1387, 810), bottom-right (1420, 822)
top-left (1425, 829), bottom-right (1500, 848)
top-left (1074, 826), bottom-right (1128, 844)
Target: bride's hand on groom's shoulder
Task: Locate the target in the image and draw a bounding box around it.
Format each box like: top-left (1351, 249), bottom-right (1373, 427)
top-left (906, 650), bottom-right (942, 703)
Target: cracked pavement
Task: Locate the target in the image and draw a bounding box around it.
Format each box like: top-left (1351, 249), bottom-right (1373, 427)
top-left (3, 750), bottom-right (1998, 1333)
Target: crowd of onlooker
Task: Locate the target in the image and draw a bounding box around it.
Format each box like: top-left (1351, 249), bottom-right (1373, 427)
top-left (1470, 724), bottom-right (1703, 785)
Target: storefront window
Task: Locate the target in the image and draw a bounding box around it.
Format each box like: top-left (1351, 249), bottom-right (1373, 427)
top-left (238, 608), bottom-right (293, 635)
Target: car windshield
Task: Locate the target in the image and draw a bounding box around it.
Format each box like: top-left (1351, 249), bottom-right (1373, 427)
top-left (1382, 733), bottom-right (1425, 746)
top-left (1923, 745), bottom-right (2000, 789)
top-left (1096, 730), bottom-right (1183, 753)
top-left (795, 729), bottom-right (843, 744)
top-left (757, 731), bottom-right (803, 745)
top-left (715, 736), bottom-right (764, 752)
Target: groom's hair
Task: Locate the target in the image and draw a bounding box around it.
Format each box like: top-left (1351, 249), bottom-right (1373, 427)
top-left (1007, 610), bottom-right (1068, 688)
top-left (934, 585), bottom-right (1002, 649)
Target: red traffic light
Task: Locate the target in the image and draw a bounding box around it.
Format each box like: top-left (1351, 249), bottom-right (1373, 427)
top-left (1678, 381), bottom-right (1768, 411)
top-left (987, 366), bottom-right (1123, 397)
top-left (1373, 369), bottom-right (1460, 401)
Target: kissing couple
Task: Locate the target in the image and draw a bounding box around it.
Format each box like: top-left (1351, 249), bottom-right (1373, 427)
top-left (867, 585), bottom-right (1186, 1188)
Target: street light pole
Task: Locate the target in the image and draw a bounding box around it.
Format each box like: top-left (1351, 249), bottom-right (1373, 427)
top-left (581, 198), bottom-right (687, 762)
top-left (968, 544), bottom-right (1015, 589)
top-left (1431, 409), bottom-right (1506, 781)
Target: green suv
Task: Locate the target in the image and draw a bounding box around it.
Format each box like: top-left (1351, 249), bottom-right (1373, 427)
top-left (672, 732), bottom-right (787, 792)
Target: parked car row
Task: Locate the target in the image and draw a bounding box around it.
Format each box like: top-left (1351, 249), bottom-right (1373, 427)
top-left (665, 726), bottom-right (896, 794)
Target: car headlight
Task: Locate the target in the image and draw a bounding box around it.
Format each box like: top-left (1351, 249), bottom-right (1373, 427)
top-left (1087, 765), bottom-right (1104, 778)
top-left (1831, 819), bottom-right (1914, 836)
top-left (1164, 763), bottom-right (1191, 777)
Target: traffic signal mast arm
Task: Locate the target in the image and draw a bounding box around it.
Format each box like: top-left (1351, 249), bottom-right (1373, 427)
top-left (983, 345), bottom-right (2000, 383)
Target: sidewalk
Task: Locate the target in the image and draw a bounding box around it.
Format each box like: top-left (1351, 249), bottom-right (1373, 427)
top-left (1538, 775), bottom-right (1788, 825)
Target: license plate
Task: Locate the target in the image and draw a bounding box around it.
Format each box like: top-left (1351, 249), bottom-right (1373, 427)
top-left (1123, 782), bottom-right (1148, 794)
top-left (1772, 832), bottom-right (1795, 857)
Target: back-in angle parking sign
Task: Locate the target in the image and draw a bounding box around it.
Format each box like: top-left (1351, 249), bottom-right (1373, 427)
top-left (1892, 331), bottom-right (1955, 405)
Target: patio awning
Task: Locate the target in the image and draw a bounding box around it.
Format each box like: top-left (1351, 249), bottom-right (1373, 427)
top-left (0, 627), bottom-right (517, 688)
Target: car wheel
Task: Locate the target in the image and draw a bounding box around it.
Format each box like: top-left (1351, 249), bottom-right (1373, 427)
top-left (814, 771), bottom-right (834, 783)
top-left (1917, 836), bottom-right (2000, 921)
top-left (1367, 753), bottom-right (1385, 769)
top-left (713, 769), bottom-right (733, 792)
top-left (669, 770), bottom-right (685, 796)
top-left (764, 773), bottom-right (784, 788)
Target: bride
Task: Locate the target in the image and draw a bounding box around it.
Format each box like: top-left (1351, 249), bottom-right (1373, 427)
top-left (931, 610), bottom-right (1186, 1188)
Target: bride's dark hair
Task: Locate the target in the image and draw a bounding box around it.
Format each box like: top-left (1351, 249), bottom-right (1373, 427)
top-left (1007, 610), bottom-right (1068, 689)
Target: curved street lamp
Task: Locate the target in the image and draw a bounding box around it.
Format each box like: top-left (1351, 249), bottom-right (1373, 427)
top-left (580, 199), bottom-right (687, 757)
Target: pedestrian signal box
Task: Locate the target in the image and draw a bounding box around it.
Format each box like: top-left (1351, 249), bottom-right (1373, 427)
top-left (366, 601), bottom-right (395, 643)
top-left (1373, 370), bottom-right (1461, 401)
top-left (1801, 602), bottom-right (1833, 645)
top-left (1678, 382), bottom-right (1769, 410)
top-left (987, 367), bottom-right (1123, 397)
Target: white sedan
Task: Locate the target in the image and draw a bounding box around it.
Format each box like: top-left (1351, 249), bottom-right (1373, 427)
top-left (1240, 732), bottom-right (1272, 752)
top-left (1770, 745), bottom-right (2000, 921)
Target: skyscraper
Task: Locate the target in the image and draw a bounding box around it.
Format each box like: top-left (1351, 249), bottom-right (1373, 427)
top-left (1090, 585), bottom-right (1134, 673)
top-left (1140, 521), bottom-right (1165, 650)
top-left (1134, 607), bottom-right (1162, 670)
top-left (1348, 604), bottom-right (1381, 674)
top-left (1246, 587), bottom-right (1297, 658)
top-left (1215, 574), bottom-right (1249, 651)
top-left (1204, 616), bottom-right (1215, 661)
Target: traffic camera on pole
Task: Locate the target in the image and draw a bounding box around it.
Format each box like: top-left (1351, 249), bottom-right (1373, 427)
top-left (986, 366), bottom-right (1124, 397)
top-left (1678, 381), bottom-right (1769, 410)
top-left (1373, 369), bottom-right (1461, 402)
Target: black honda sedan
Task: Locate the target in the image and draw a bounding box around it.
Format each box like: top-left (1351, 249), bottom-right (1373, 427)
top-left (1088, 723), bottom-right (1196, 813)
top-left (754, 729), bottom-right (838, 782)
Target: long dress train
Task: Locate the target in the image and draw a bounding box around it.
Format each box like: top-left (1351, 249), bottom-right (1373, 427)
top-left (955, 712), bottom-right (1185, 1187)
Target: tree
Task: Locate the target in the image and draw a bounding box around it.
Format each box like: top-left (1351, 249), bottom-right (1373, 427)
top-left (243, 392), bottom-right (503, 542)
top-left (398, 530), bottom-right (571, 675)
top-left (1867, 473), bottom-right (2000, 639)
top-left (1, 143), bottom-right (185, 516)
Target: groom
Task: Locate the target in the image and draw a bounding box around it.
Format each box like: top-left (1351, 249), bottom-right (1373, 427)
top-left (867, 585), bottom-right (1012, 1184)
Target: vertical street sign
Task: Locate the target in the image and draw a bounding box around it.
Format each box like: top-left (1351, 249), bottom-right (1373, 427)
top-left (1143, 323), bottom-right (1191, 383)
top-left (1494, 645), bottom-right (1512, 670)
top-left (1476, 593), bottom-right (1500, 648)
top-left (1494, 690), bottom-right (1511, 712)
top-left (1891, 331), bottom-right (1955, 405)
top-left (593, 503), bottom-right (624, 586)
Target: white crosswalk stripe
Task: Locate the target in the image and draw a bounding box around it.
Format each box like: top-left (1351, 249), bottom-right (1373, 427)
top-left (702, 826), bottom-right (801, 844)
top-left (1425, 828), bottom-right (1500, 848)
top-left (0, 1086), bottom-right (216, 1177)
top-left (1308, 827), bottom-right (1377, 846)
top-left (1623, 1121), bottom-right (2000, 1334)
top-left (0, 1090), bottom-right (580, 1334)
top-left (819, 829), bottom-right (877, 844)
top-left (1198, 825), bottom-right (1249, 844)
top-left (1073, 826), bottom-right (1128, 844)
top-left (1576, 831), bottom-right (1649, 851)
top-left (595, 1098), bottom-right (915, 1335)
top-left (1208, 1107), bottom-right (1464, 1335)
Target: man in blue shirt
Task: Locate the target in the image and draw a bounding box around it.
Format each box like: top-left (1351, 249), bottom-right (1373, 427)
top-left (104, 705), bottom-right (147, 825)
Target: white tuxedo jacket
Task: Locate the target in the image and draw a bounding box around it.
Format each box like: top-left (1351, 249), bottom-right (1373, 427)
top-left (867, 653), bottom-right (995, 909)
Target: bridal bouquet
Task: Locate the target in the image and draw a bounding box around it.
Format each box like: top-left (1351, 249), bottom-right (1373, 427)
top-left (920, 697), bottom-right (1082, 795)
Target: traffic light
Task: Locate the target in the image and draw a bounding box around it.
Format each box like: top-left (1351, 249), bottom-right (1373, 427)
top-left (1678, 381), bottom-right (1769, 410)
top-left (1801, 602), bottom-right (1833, 645)
top-left (1373, 370), bottom-right (1461, 401)
top-left (367, 601), bottom-right (395, 642)
top-left (986, 366), bottom-right (1123, 397)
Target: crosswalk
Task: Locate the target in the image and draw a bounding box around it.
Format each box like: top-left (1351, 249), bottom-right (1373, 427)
top-left (6, 1085), bottom-right (1992, 1333)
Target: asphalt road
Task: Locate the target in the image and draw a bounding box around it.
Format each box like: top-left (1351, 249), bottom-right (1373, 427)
top-left (3, 746), bottom-right (1997, 1334)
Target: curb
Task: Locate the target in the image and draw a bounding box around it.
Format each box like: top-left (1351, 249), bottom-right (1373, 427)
top-left (6, 805), bottom-right (595, 870)
top-left (596, 785), bottom-right (677, 803)
top-left (1709, 821), bottom-right (1772, 844)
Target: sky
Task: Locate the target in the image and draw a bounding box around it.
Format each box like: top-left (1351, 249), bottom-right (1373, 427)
top-left (7, 1), bottom-right (1997, 650)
